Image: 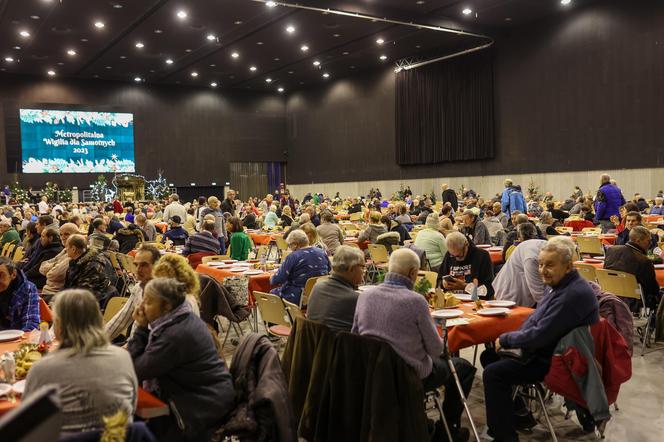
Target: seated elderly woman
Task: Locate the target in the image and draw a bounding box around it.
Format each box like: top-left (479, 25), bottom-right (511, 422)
top-left (263, 205), bottom-right (279, 228)
top-left (270, 229), bottom-right (331, 305)
top-left (537, 211), bottom-right (561, 236)
top-left (152, 253), bottom-right (201, 316)
top-left (414, 213), bottom-right (448, 272)
top-left (64, 234), bottom-right (115, 306)
top-left (300, 221), bottom-right (329, 254)
top-left (24, 289), bottom-right (137, 434)
top-left (358, 211), bottom-right (388, 244)
top-left (128, 278), bottom-right (235, 441)
top-left (316, 210), bottom-right (344, 255)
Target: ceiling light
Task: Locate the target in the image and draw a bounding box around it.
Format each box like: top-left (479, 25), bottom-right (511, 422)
top-left (47, 70), bottom-right (56, 76)
top-left (300, 45), bottom-right (309, 52)
top-left (30, 15), bottom-right (40, 20)
top-left (266, 1), bottom-right (277, 6)
top-left (561, 0), bottom-right (572, 4)
top-left (176, 10), bottom-right (187, 19)
top-left (154, 29), bottom-right (163, 33)
top-left (249, 65), bottom-right (257, 71)
top-left (210, 82), bottom-right (218, 87)
top-left (462, 8), bottom-right (472, 15)
top-left (234, 20), bottom-right (242, 25)
top-left (165, 58), bottom-right (173, 64)
top-left (265, 78), bottom-right (272, 83)
top-left (13, 46), bottom-right (21, 50)
top-left (113, 3), bottom-right (123, 8)
top-left (67, 49), bottom-right (76, 56)
top-left (135, 42), bottom-right (144, 48)
top-left (94, 21), bottom-right (105, 29)
top-left (206, 34), bottom-right (216, 41)
top-left (312, 60), bottom-right (320, 66)
top-left (134, 76), bottom-right (142, 82)
top-left (286, 25), bottom-right (295, 34)
top-left (380, 55), bottom-right (388, 61)
top-left (322, 72), bottom-right (329, 78)
top-left (376, 38), bottom-right (384, 44)
top-left (19, 30), bottom-right (30, 38)
top-left (278, 87), bottom-right (284, 93)
top-left (4, 57), bottom-right (14, 63)
top-left (190, 71), bottom-right (198, 77)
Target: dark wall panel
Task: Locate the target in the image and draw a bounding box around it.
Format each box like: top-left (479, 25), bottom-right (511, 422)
top-left (0, 74), bottom-right (286, 188)
top-left (286, 0), bottom-right (664, 184)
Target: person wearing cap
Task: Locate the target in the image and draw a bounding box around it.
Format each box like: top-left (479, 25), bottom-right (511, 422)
top-left (461, 208), bottom-right (491, 245)
top-left (161, 215), bottom-right (189, 246)
top-left (413, 213), bottom-right (448, 272)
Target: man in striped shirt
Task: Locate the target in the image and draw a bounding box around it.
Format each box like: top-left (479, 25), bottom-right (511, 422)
top-left (182, 220), bottom-right (221, 256)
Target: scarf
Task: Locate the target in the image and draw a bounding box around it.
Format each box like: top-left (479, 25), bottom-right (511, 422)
top-left (142, 300), bottom-right (192, 392)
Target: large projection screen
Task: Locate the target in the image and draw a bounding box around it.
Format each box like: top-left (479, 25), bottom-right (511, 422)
top-left (19, 109), bottom-right (135, 173)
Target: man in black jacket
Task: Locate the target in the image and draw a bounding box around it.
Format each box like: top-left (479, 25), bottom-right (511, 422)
top-left (441, 183), bottom-right (458, 211)
top-left (23, 227), bottom-right (63, 288)
top-left (605, 225), bottom-right (660, 309)
top-left (220, 189), bottom-right (236, 215)
top-left (438, 231), bottom-right (495, 298)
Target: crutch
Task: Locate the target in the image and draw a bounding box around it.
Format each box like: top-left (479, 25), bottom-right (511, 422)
top-left (440, 318), bottom-right (481, 442)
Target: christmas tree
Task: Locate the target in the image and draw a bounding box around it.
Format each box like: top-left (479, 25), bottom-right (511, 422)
top-left (145, 171), bottom-right (170, 201)
top-left (9, 183), bottom-right (29, 204)
top-left (91, 175), bottom-right (110, 202)
top-left (42, 182), bottom-right (60, 203)
top-left (527, 178), bottom-right (541, 201)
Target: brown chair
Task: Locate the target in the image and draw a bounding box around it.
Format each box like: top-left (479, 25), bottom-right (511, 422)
top-left (574, 262), bottom-right (598, 282)
top-left (300, 275), bottom-right (328, 308)
top-left (254, 291), bottom-right (292, 338)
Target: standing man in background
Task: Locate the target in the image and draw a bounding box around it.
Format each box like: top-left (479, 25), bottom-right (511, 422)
top-left (594, 174), bottom-right (625, 233)
top-left (441, 183), bottom-right (458, 212)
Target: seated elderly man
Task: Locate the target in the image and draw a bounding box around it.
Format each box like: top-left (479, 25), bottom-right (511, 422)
top-left (39, 223), bottom-right (79, 300)
top-left (135, 214), bottom-right (156, 241)
top-left (615, 211), bottom-right (658, 249)
top-left (23, 227), bottom-right (63, 289)
top-left (88, 218), bottom-right (117, 252)
top-left (460, 208), bottom-right (491, 245)
top-left (482, 236), bottom-right (599, 442)
top-left (0, 256), bottom-right (40, 331)
top-left (0, 220), bottom-right (20, 248)
top-left (182, 220), bottom-right (221, 256)
top-left (605, 225), bottom-right (660, 310)
top-left (438, 231), bottom-right (494, 298)
top-left (64, 234), bottom-right (115, 306)
top-left (307, 245), bottom-right (364, 332)
top-left (650, 197), bottom-right (664, 215)
top-left (270, 229), bottom-right (331, 305)
top-left (503, 213), bottom-right (543, 261)
top-left (492, 225), bottom-right (547, 307)
top-left (352, 248), bottom-right (475, 441)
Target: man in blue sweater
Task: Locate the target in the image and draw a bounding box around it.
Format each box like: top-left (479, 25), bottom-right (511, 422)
top-left (483, 236), bottom-right (599, 442)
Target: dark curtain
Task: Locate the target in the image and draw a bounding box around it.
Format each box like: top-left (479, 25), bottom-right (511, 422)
top-left (229, 162), bottom-right (268, 200)
top-left (267, 162), bottom-right (283, 195)
top-left (395, 49), bottom-right (494, 165)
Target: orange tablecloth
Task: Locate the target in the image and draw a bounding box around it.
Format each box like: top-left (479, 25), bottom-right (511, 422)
top-left (196, 264), bottom-right (275, 297)
top-left (440, 303), bottom-right (533, 353)
top-left (571, 234), bottom-right (617, 246)
top-left (248, 231), bottom-right (282, 245)
top-left (334, 214), bottom-right (350, 220)
top-left (0, 335), bottom-right (168, 419)
top-left (644, 214), bottom-right (664, 223)
top-left (155, 222), bottom-right (168, 233)
top-left (575, 260), bottom-right (664, 286)
top-left (489, 249), bottom-right (504, 265)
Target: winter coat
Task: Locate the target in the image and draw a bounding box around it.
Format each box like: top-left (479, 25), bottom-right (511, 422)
top-left (604, 242), bottom-right (659, 307)
top-left (128, 309), bottom-right (235, 440)
top-left (24, 241), bottom-right (64, 288)
top-left (115, 225), bottom-right (145, 254)
top-left (587, 281), bottom-right (634, 355)
top-left (65, 249), bottom-right (113, 302)
top-left (594, 183), bottom-right (625, 221)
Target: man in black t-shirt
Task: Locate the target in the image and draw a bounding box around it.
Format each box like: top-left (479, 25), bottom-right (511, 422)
top-left (438, 231), bottom-right (494, 298)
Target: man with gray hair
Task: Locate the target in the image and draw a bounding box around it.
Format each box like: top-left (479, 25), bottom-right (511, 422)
top-left (483, 235), bottom-right (599, 441)
top-left (306, 245), bottom-right (364, 332)
top-left (439, 231), bottom-right (494, 298)
top-left (352, 248), bottom-right (475, 440)
top-left (605, 225), bottom-right (659, 310)
top-left (162, 193), bottom-right (187, 227)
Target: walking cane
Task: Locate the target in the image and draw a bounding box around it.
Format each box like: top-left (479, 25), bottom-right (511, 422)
top-left (440, 318), bottom-right (481, 442)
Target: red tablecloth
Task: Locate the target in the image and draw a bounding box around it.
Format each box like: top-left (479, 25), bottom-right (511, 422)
top-left (196, 264), bottom-right (275, 298)
top-left (334, 214), bottom-right (350, 220)
top-left (0, 335), bottom-right (168, 419)
top-left (438, 303), bottom-right (533, 352)
top-left (575, 260), bottom-right (664, 287)
top-left (564, 219), bottom-right (595, 231)
top-left (644, 214), bottom-right (664, 223)
top-left (489, 249), bottom-right (504, 265)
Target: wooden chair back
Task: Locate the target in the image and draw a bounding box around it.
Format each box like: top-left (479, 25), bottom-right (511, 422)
top-left (367, 244), bottom-right (389, 264)
top-left (416, 270), bottom-right (438, 288)
top-left (283, 299), bottom-right (305, 323)
top-left (300, 275), bottom-right (329, 307)
top-left (11, 246), bottom-right (24, 263)
top-left (103, 297), bottom-right (130, 323)
top-left (573, 262), bottom-right (597, 282)
top-left (581, 227), bottom-right (602, 235)
top-left (254, 291), bottom-right (291, 326)
top-left (595, 269), bottom-right (642, 301)
top-left (577, 236), bottom-right (604, 256)
top-left (202, 255), bottom-right (230, 264)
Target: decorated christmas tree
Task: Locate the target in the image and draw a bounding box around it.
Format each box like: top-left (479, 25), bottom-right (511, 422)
top-left (91, 175), bottom-right (110, 202)
top-left (146, 170), bottom-right (170, 201)
top-left (527, 177), bottom-right (541, 201)
top-left (9, 183), bottom-right (29, 204)
top-left (59, 188), bottom-right (73, 203)
top-left (42, 182), bottom-right (60, 203)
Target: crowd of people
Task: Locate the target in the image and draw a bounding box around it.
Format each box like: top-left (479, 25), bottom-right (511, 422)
top-left (0, 172), bottom-right (652, 441)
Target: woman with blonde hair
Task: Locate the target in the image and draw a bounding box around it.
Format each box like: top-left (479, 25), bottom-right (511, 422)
top-left (24, 289), bottom-right (137, 434)
top-left (281, 205), bottom-right (294, 227)
top-left (300, 221), bottom-right (329, 254)
top-left (152, 253), bottom-right (201, 316)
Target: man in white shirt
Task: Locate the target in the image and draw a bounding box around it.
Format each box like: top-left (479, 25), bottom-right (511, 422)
top-left (492, 226), bottom-right (547, 307)
top-left (38, 196), bottom-right (49, 215)
top-left (162, 193), bottom-right (187, 226)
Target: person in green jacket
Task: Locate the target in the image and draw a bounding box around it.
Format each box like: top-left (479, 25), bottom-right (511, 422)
top-left (227, 216), bottom-right (252, 261)
top-left (0, 220), bottom-right (20, 248)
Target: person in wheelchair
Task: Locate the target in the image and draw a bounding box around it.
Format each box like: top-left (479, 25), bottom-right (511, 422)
top-left (482, 236), bottom-right (599, 442)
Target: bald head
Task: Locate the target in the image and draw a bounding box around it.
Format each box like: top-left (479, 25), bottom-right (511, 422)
top-left (388, 248), bottom-right (420, 280)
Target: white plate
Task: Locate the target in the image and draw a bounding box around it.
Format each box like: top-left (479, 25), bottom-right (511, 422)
top-left (0, 384), bottom-right (11, 397)
top-left (0, 330), bottom-right (23, 342)
top-left (453, 293), bottom-right (473, 301)
top-left (477, 244), bottom-right (491, 249)
top-left (486, 300), bottom-right (516, 308)
top-left (432, 309), bottom-right (464, 319)
top-left (12, 380), bottom-right (25, 395)
top-left (477, 307), bottom-right (510, 316)
top-left (234, 262), bottom-right (252, 267)
top-left (229, 267), bottom-right (247, 272)
top-left (205, 262), bottom-right (227, 267)
top-left (243, 270), bottom-right (264, 275)
top-left (222, 260), bottom-right (237, 264)
top-left (655, 264), bottom-right (664, 269)
top-left (489, 247), bottom-right (503, 252)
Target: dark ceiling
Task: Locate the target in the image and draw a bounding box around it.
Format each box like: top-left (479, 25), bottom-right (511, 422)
top-left (0, 0), bottom-right (592, 93)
